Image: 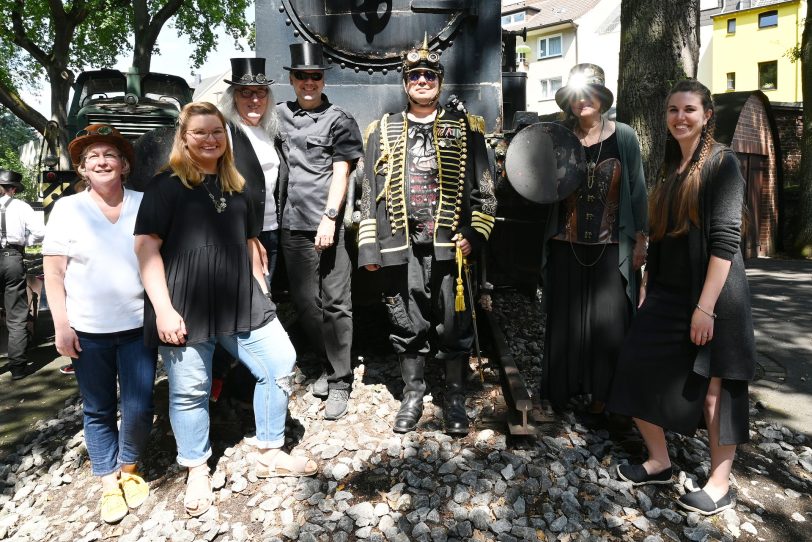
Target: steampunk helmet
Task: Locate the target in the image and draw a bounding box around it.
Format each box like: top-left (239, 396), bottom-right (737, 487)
top-left (402, 34), bottom-right (444, 80)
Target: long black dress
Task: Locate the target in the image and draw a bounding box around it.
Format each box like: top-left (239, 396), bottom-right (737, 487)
top-left (607, 145), bottom-right (756, 445)
top-left (540, 133), bottom-right (631, 409)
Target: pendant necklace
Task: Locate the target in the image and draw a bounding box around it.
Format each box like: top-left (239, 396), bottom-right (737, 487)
top-left (202, 176), bottom-right (227, 213)
top-left (582, 119), bottom-right (605, 189)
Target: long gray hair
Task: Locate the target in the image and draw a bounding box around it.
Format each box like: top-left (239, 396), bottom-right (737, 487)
top-left (219, 85), bottom-right (280, 140)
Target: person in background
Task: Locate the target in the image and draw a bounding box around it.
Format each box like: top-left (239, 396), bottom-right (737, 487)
top-left (277, 42), bottom-right (364, 421)
top-left (608, 80), bottom-right (756, 516)
top-left (43, 125), bottom-right (156, 523)
top-left (358, 39), bottom-right (497, 435)
top-left (0, 169), bottom-right (44, 381)
top-left (135, 102), bottom-right (316, 518)
top-left (539, 64), bottom-right (648, 421)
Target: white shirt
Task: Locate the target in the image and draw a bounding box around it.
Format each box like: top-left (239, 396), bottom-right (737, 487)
top-left (240, 123), bottom-right (281, 231)
top-left (0, 195), bottom-right (44, 246)
top-left (42, 189), bottom-right (145, 333)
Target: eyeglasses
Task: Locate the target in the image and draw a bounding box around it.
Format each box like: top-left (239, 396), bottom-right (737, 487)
top-left (185, 129), bottom-right (227, 141)
top-left (84, 152), bottom-right (122, 164)
top-left (407, 70), bottom-right (438, 83)
top-left (76, 126), bottom-right (115, 137)
top-left (237, 88), bottom-right (269, 99)
top-left (291, 71), bottom-right (324, 82)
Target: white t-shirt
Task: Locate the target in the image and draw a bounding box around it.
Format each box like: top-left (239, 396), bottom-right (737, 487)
top-left (42, 189), bottom-right (145, 333)
top-left (241, 123), bottom-right (281, 231)
top-left (0, 195), bottom-right (44, 246)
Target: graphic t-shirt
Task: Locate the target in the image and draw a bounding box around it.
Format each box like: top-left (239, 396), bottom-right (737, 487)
top-left (406, 121), bottom-right (439, 245)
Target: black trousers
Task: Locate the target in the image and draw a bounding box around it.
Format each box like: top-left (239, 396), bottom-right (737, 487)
top-left (281, 228), bottom-right (353, 383)
top-left (0, 250), bottom-right (29, 367)
top-left (382, 245), bottom-right (473, 362)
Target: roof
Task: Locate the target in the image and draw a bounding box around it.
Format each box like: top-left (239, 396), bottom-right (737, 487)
top-left (503, 0), bottom-right (602, 31)
top-left (714, 0), bottom-right (799, 16)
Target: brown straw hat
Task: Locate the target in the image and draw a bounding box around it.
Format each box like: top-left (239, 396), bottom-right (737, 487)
top-left (554, 63), bottom-right (614, 114)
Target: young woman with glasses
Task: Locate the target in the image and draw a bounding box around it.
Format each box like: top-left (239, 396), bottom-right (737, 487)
top-left (134, 102), bottom-right (317, 518)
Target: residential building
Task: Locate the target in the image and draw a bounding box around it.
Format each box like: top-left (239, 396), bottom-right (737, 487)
top-left (699, 0), bottom-right (805, 104)
top-left (501, 0), bottom-right (621, 116)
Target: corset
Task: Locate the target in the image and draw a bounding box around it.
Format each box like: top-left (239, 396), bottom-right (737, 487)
top-left (554, 157), bottom-right (621, 244)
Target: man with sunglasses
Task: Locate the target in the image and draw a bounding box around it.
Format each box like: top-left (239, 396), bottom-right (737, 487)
top-left (357, 39), bottom-right (496, 436)
top-left (278, 43), bottom-right (364, 421)
top-left (0, 170), bottom-right (44, 381)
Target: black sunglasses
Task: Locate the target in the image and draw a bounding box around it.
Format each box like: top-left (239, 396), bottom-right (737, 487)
top-left (292, 71), bottom-right (324, 81)
top-left (76, 125), bottom-right (114, 137)
top-left (407, 70), bottom-right (437, 83)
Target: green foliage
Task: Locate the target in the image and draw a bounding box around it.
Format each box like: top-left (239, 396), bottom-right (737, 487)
top-left (0, 148), bottom-right (39, 202)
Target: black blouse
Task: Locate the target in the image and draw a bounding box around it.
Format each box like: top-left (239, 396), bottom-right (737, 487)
top-left (135, 171), bottom-right (275, 348)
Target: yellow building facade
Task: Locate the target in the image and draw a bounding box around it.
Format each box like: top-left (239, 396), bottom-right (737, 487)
top-left (712, 0), bottom-right (806, 103)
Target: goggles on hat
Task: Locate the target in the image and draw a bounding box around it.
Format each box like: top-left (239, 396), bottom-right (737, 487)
top-left (76, 125), bottom-right (115, 138)
top-left (239, 73), bottom-right (270, 85)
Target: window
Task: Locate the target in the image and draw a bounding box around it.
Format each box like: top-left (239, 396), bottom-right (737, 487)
top-left (727, 18), bottom-right (736, 33)
top-left (538, 35), bottom-right (562, 59)
top-left (517, 51), bottom-right (527, 66)
top-left (501, 12), bottom-right (525, 25)
top-left (540, 77), bottom-right (563, 100)
top-left (758, 61), bottom-right (777, 90)
top-left (726, 72), bottom-right (736, 91)
top-left (700, 0), bottom-right (720, 9)
top-left (758, 10), bottom-right (778, 28)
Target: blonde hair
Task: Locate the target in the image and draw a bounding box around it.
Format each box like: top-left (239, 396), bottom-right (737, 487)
top-left (167, 101), bottom-right (245, 193)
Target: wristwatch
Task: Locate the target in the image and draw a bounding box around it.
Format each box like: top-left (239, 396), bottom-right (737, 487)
top-left (324, 207), bottom-right (338, 220)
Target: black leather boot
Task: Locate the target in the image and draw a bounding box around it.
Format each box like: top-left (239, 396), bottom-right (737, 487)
top-left (444, 358), bottom-right (469, 435)
top-left (393, 355), bottom-right (426, 433)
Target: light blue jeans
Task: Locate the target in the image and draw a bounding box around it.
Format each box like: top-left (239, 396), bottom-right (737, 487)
top-left (161, 317), bottom-right (296, 467)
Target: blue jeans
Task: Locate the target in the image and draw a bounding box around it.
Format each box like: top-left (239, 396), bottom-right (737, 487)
top-left (161, 317), bottom-right (296, 467)
top-left (258, 229), bottom-right (279, 290)
top-left (73, 328), bottom-right (157, 477)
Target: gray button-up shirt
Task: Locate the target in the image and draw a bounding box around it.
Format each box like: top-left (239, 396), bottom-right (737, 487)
top-left (278, 95), bottom-right (364, 231)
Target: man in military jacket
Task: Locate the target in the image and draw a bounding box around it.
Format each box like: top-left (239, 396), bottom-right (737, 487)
top-left (358, 39), bottom-right (496, 435)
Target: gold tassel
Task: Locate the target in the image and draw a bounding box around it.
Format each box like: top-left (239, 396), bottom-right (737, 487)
top-left (455, 244), bottom-right (466, 312)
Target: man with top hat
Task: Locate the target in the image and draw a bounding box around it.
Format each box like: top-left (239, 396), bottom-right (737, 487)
top-left (277, 42), bottom-right (364, 421)
top-left (357, 38), bottom-right (497, 435)
top-left (220, 57), bottom-right (286, 285)
top-left (0, 170), bottom-right (44, 380)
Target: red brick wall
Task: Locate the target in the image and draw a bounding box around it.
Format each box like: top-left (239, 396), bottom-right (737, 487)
top-left (774, 107), bottom-right (803, 186)
top-left (730, 96), bottom-right (777, 257)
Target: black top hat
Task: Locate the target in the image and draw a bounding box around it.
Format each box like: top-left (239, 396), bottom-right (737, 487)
top-left (555, 63), bottom-right (614, 114)
top-left (283, 43), bottom-right (332, 71)
top-left (224, 57), bottom-right (274, 86)
top-left (0, 169), bottom-right (24, 191)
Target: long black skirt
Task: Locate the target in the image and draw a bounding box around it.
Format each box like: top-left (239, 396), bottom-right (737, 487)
top-left (540, 241), bottom-right (630, 409)
top-left (607, 285), bottom-right (750, 445)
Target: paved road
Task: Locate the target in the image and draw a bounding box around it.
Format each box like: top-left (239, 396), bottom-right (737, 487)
top-left (746, 258), bottom-right (812, 435)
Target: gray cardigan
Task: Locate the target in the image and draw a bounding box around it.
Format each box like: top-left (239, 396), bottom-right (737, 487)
top-left (648, 143), bottom-right (756, 381)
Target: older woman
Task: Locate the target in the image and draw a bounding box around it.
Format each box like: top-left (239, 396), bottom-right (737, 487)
top-left (219, 57), bottom-right (287, 284)
top-left (43, 124), bottom-right (156, 524)
top-left (540, 64), bottom-right (648, 418)
top-left (609, 80), bottom-right (756, 516)
top-left (134, 102), bottom-right (316, 518)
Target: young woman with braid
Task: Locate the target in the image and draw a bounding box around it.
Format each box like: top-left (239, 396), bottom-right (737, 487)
top-left (607, 80), bottom-right (756, 516)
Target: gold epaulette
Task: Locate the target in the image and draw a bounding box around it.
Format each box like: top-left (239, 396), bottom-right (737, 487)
top-left (362, 120), bottom-right (380, 150)
top-left (466, 114), bottom-right (485, 134)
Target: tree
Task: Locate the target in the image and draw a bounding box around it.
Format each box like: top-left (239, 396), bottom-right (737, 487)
top-left (0, 0), bottom-right (251, 160)
top-left (616, 0), bottom-right (700, 185)
top-left (0, 105), bottom-right (39, 201)
top-left (794, 6), bottom-right (812, 256)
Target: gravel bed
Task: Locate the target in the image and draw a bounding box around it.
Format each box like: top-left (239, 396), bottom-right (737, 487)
top-left (0, 290), bottom-right (810, 541)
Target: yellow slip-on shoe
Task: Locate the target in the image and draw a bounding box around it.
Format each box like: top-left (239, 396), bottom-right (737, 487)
top-left (120, 472), bottom-right (149, 509)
